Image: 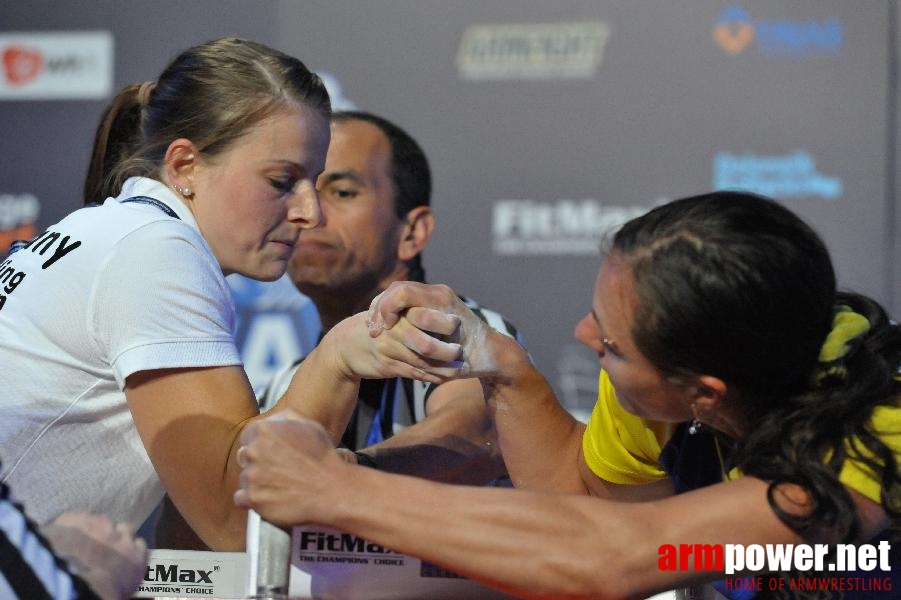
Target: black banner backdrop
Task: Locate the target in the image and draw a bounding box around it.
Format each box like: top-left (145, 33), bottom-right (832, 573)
top-left (2, 1), bottom-right (898, 416)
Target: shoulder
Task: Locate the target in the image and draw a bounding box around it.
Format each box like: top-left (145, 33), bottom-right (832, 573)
top-left (54, 197), bottom-right (203, 258)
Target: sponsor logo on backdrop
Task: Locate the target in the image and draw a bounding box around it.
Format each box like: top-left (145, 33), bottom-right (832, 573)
top-left (228, 275), bottom-right (321, 394)
top-left (492, 199), bottom-right (647, 256)
top-left (0, 32), bottom-right (113, 99)
top-left (0, 193), bottom-right (40, 255)
top-left (713, 5), bottom-right (843, 57)
top-left (457, 22), bottom-right (611, 80)
top-left (713, 151), bottom-right (842, 200)
top-left (659, 541), bottom-right (892, 594)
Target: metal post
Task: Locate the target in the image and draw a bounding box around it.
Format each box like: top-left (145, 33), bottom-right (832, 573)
top-left (245, 509), bottom-right (291, 599)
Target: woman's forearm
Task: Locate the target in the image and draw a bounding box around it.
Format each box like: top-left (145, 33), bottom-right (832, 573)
top-left (273, 340), bottom-right (361, 444)
top-left (481, 332), bottom-right (589, 494)
top-left (319, 466), bottom-right (655, 599)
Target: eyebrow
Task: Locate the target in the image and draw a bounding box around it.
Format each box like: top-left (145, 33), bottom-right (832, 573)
top-left (318, 169), bottom-right (364, 186)
top-left (265, 159), bottom-right (303, 172)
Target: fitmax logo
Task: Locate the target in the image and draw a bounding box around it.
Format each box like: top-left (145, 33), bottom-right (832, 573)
top-left (298, 530), bottom-right (397, 554)
top-left (713, 5), bottom-right (843, 56)
top-left (492, 199), bottom-right (647, 256)
top-left (144, 564), bottom-right (215, 584)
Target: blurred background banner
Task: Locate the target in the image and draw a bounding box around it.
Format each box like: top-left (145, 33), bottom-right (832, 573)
top-left (2, 1), bottom-right (898, 419)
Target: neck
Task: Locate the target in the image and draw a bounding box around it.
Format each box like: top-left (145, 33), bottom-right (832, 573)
top-left (308, 266), bottom-right (411, 333)
top-left (705, 403), bottom-right (751, 442)
top-left (314, 291), bottom-right (375, 333)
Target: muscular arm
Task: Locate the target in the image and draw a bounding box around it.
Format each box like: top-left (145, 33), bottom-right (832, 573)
top-left (127, 312), bottom-right (463, 550)
top-left (133, 345), bottom-right (360, 552)
top-left (481, 331), bottom-right (673, 501)
top-left (236, 415), bottom-right (890, 600)
top-left (273, 311), bottom-right (465, 443)
top-left (481, 336), bottom-right (587, 494)
top-left (366, 283), bottom-right (672, 499)
top-left (126, 365), bottom-right (254, 551)
top-left (356, 378), bottom-right (506, 484)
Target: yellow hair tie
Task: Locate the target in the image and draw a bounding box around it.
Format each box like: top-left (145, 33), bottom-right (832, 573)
top-left (812, 305), bottom-right (870, 385)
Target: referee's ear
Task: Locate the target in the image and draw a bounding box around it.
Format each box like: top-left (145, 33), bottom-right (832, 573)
top-left (397, 206), bottom-right (434, 262)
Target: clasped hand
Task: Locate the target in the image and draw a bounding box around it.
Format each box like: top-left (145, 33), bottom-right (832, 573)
top-left (365, 281), bottom-right (498, 379)
top-left (233, 411), bottom-right (341, 526)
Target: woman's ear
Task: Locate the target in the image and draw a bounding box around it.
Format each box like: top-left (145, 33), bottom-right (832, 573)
top-left (397, 206), bottom-right (435, 262)
top-left (689, 375), bottom-right (728, 414)
top-left (163, 138), bottom-right (199, 193)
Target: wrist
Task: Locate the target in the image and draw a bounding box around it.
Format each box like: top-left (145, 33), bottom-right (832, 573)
top-left (480, 331), bottom-right (528, 383)
top-left (315, 321), bottom-right (363, 385)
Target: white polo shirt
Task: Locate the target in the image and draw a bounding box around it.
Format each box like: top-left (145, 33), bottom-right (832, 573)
top-left (0, 177), bottom-right (241, 528)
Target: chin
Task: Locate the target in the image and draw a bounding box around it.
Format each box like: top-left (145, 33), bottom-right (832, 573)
top-left (243, 262), bottom-right (288, 282)
top-left (617, 399), bottom-right (639, 416)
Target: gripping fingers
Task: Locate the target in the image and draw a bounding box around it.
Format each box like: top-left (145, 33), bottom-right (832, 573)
top-left (367, 282), bottom-right (460, 337)
top-left (382, 347), bottom-right (465, 383)
top-left (366, 291), bottom-right (388, 336)
top-left (405, 307), bottom-right (461, 339)
top-left (400, 327), bottom-right (463, 363)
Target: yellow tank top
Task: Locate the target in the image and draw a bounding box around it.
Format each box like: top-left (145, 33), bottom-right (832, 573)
top-left (582, 371), bottom-right (901, 503)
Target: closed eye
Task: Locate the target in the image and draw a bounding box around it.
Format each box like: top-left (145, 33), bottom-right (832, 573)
top-left (269, 177), bottom-right (298, 194)
top-left (328, 187), bottom-right (358, 200)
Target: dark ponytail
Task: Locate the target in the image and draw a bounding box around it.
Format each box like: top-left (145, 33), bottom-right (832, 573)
top-left (737, 292), bottom-right (901, 541)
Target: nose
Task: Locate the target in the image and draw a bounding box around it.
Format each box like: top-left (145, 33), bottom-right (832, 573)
top-left (574, 313), bottom-right (604, 356)
top-left (287, 179), bottom-right (322, 229)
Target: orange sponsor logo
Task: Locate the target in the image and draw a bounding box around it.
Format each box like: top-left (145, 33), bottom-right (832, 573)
top-left (713, 22), bottom-right (755, 55)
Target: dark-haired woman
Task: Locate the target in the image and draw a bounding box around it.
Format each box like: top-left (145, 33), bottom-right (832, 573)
top-left (235, 191), bottom-right (900, 598)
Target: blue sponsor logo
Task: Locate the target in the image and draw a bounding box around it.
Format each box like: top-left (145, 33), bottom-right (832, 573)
top-left (713, 151), bottom-right (842, 200)
top-left (713, 5), bottom-right (843, 57)
top-left (227, 274), bottom-right (321, 394)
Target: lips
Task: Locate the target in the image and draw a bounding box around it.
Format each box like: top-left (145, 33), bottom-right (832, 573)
top-left (295, 235), bottom-right (337, 251)
top-left (270, 240), bottom-right (299, 259)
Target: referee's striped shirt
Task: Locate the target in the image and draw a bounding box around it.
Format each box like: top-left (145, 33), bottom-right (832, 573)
top-left (0, 469), bottom-right (99, 599)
